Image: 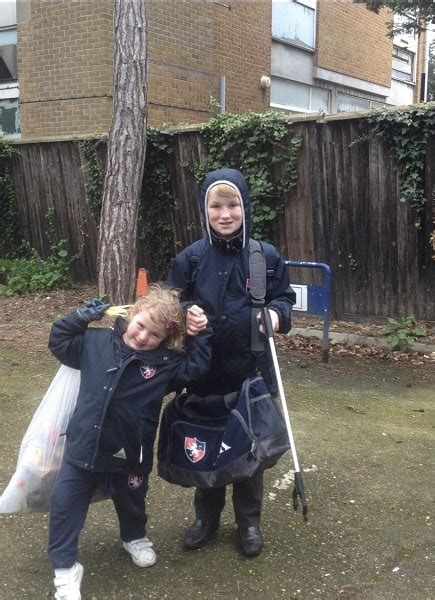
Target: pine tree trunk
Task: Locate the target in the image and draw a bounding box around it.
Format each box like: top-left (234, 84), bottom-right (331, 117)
top-left (97, 0), bottom-right (148, 304)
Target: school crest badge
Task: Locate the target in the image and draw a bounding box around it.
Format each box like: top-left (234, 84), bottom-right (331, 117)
top-left (184, 437), bottom-right (206, 464)
top-left (140, 364), bottom-right (156, 380)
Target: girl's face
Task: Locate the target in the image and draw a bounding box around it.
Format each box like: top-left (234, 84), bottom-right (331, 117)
top-left (207, 189), bottom-right (243, 239)
top-left (123, 309), bottom-right (167, 351)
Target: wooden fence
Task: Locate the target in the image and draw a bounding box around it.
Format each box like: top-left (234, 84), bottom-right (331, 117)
top-left (9, 114), bottom-right (435, 321)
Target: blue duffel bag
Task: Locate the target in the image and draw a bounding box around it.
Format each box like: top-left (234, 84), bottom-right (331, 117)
top-left (157, 376), bottom-right (290, 488)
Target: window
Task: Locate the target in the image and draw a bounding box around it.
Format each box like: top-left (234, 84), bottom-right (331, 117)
top-left (272, 0), bottom-right (316, 50)
top-left (337, 93), bottom-right (371, 113)
top-left (392, 45), bottom-right (415, 83)
top-left (271, 77), bottom-right (330, 113)
top-left (0, 29), bottom-right (18, 82)
top-left (0, 98), bottom-right (20, 136)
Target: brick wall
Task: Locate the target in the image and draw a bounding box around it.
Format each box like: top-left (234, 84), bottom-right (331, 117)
top-left (316, 1), bottom-right (393, 87)
top-left (213, 1), bottom-right (271, 114)
top-left (17, 0), bottom-right (271, 137)
top-left (17, 0), bottom-right (113, 139)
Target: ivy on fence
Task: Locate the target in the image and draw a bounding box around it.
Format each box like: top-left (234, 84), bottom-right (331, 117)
top-left (78, 139), bottom-right (104, 220)
top-left (368, 106), bottom-right (435, 229)
top-left (138, 128), bottom-right (174, 280)
top-left (0, 138), bottom-right (22, 256)
top-left (198, 111), bottom-right (302, 241)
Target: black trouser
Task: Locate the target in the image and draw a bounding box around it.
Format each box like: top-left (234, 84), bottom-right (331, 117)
top-left (48, 460), bottom-right (148, 569)
top-left (194, 469), bottom-right (263, 528)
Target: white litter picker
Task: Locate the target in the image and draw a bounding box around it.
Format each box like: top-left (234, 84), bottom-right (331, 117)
top-left (261, 307), bottom-right (308, 521)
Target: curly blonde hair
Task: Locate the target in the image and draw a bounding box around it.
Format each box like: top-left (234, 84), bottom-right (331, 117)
top-left (127, 283), bottom-right (186, 352)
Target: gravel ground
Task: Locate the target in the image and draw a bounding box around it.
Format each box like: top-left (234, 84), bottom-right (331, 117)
top-left (0, 286), bottom-right (434, 599)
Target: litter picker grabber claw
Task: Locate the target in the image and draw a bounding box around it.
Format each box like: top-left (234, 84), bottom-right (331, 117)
top-left (261, 307), bottom-right (308, 521)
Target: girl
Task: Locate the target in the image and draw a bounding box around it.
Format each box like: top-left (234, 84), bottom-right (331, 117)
top-left (47, 284), bottom-right (212, 600)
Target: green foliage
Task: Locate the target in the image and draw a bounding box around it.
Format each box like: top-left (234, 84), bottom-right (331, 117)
top-left (383, 314), bottom-right (427, 351)
top-left (0, 209), bottom-right (78, 295)
top-left (208, 96), bottom-right (221, 116)
top-left (78, 139), bottom-right (104, 219)
top-left (355, 0), bottom-right (435, 36)
top-left (368, 107), bottom-right (435, 228)
top-left (199, 111), bottom-right (302, 241)
top-left (138, 128), bottom-right (174, 280)
top-left (0, 138), bottom-right (23, 257)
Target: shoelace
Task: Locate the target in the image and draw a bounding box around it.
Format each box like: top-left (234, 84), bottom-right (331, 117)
top-left (130, 538), bottom-right (153, 552)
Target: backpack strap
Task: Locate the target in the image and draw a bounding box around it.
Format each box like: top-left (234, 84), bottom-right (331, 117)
top-left (249, 239), bottom-right (267, 355)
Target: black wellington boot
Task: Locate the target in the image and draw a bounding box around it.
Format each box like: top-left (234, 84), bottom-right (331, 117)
top-left (237, 525), bottom-right (263, 557)
top-left (183, 518), bottom-right (220, 550)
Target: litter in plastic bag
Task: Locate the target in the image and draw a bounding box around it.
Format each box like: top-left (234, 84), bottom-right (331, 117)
top-left (0, 365), bottom-right (80, 513)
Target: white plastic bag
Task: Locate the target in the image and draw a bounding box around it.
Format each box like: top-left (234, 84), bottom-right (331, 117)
top-left (0, 365), bottom-right (80, 513)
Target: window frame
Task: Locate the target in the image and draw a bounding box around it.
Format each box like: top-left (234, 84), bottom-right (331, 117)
top-left (391, 44), bottom-right (415, 84)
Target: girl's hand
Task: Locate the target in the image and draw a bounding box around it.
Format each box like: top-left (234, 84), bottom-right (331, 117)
top-left (258, 309), bottom-right (279, 335)
top-left (186, 305), bottom-right (208, 336)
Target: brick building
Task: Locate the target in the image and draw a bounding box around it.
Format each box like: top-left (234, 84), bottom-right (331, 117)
top-left (11, 0), bottom-right (430, 139)
top-left (270, 0), bottom-right (426, 114)
top-left (15, 0), bottom-right (271, 138)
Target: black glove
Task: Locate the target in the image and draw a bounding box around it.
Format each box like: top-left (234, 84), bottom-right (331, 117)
top-left (76, 298), bottom-right (111, 323)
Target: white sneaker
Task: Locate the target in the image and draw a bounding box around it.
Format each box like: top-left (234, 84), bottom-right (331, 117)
top-left (123, 537), bottom-right (156, 567)
top-left (53, 562), bottom-right (83, 600)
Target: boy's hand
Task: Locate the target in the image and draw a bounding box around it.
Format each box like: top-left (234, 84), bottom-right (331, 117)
top-left (186, 305), bottom-right (208, 336)
top-left (76, 298), bottom-right (111, 323)
top-left (258, 309), bottom-right (279, 335)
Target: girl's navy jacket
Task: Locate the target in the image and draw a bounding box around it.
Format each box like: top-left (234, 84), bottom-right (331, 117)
top-left (48, 311), bottom-right (212, 476)
top-left (167, 168), bottom-right (296, 396)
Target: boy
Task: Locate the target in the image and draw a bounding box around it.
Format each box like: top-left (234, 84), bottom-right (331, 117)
top-left (167, 168), bottom-right (295, 557)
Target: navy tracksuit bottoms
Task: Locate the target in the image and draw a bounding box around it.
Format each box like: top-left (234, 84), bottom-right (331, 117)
top-left (48, 460), bottom-right (148, 569)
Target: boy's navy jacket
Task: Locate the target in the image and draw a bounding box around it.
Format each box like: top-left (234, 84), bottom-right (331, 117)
top-left (167, 167), bottom-right (296, 395)
top-left (48, 311), bottom-right (212, 476)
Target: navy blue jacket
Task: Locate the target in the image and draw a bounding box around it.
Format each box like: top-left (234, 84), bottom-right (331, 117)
top-left (48, 311), bottom-right (212, 475)
top-left (167, 168), bottom-right (295, 395)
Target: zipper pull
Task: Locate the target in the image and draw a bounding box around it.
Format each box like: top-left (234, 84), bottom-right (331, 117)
top-left (247, 441), bottom-right (257, 462)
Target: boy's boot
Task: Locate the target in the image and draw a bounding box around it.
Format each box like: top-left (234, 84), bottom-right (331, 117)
top-left (53, 562), bottom-right (83, 600)
top-left (237, 525), bottom-right (263, 557)
top-left (184, 518), bottom-right (220, 549)
top-left (123, 537), bottom-right (156, 567)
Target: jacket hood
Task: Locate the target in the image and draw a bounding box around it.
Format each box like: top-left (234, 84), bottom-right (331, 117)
top-left (199, 168), bottom-right (251, 248)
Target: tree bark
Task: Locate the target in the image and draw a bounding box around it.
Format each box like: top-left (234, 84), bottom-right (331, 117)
top-left (97, 0), bottom-right (148, 304)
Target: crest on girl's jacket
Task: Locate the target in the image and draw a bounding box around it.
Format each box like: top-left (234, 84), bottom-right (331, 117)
top-left (184, 437), bottom-right (206, 463)
top-left (140, 364), bottom-right (156, 380)
top-left (128, 475), bottom-right (144, 490)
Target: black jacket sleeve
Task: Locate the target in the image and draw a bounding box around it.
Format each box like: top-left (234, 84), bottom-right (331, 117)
top-left (172, 326), bottom-right (213, 390)
top-left (166, 248), bottom-right (197, 307)
top-left (263, 243), bottom-right (296, 334)
top-left (48, 310), bottom-right (90, 369)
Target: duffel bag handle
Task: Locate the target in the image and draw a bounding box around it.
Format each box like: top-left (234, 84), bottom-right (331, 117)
top-left (174, 393), bottom-right (230, 421)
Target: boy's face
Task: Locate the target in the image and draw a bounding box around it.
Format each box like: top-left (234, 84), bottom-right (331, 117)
top-left (207, 189), bottom-right (243, 239)
top-left (123, 309), bottom-right (167, 351)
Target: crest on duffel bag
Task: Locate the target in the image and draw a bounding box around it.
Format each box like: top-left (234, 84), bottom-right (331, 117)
top-left (184, 437), bottom-right (206, 463)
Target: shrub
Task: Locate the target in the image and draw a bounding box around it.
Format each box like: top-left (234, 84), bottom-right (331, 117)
top-left (383, 314), bottom-right (427, 351)
top-left (0, 240), bottom-right (76, 296)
